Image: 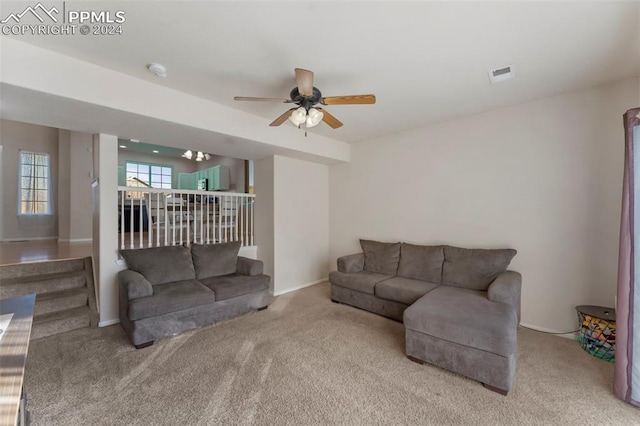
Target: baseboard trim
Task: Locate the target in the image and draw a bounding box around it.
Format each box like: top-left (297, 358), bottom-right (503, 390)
top-left (58, 238), bottom-right (93, 243)
top-left (99, 319), bottom-right (120, 327)
top-left (274, 278), bottom-right (327, 296)
top-left (519, 322), bottom-right (578, 340)
top-left (1, 236), bottom-right (57, 242)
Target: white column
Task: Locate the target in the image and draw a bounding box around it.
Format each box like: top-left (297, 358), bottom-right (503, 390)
top-left (92, 133), bottom-right (125, 326)
top-left (254, 157), bottom-right (275, 293)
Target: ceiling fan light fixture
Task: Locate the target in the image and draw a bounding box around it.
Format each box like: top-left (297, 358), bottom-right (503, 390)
top-left (182, 149), bottom-right (211, 161)
top-left (235, 68), bottom-right (374, 132)
top-left (306, 108), bottom-right (324, 128)
top-left (289, 106), bottom-right (307, 126)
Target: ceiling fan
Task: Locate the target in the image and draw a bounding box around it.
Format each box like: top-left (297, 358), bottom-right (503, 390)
top-left (234, 68), bottom-right (376, 132)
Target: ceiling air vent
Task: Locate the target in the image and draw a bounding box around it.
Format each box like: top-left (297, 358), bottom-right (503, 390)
top-left (488, 65), bottom-right (515, 84)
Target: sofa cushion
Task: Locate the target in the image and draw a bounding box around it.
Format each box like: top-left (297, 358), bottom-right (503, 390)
top-left (191, 241), bottom-right (242, 279)
top-left (374, 276), bottom-right (439, 305)
top-left (120, 245), bottom-right (195, 285)
top-left (329, 270), bottom-right (393, 295)
top-left (442, 246), bottom-right (516, 291)
top-left (128, 279), bottom-right (214, 320)
top-left (360, 239), bottom-right (401, 275)
top-left (398, 243), bottom-right (444, 283)
top-left (404, 286), bottom-right (517, 357)
top-left (200, 274), bottom-right (270, 301)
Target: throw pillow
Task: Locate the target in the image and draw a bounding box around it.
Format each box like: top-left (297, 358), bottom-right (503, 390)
top-left (442, 245), bottom-right (517, 291)
top-left (398, 243), bottom-right (444, 283)
top-left (191, 241), bottom-right (242, 279)
top-left (360, 239), bottom-right (401, 275)
top-left (120, 245), bottom-right (196, 285)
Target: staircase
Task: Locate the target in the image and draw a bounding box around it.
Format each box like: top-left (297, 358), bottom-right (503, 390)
top-left (0, 257), bottom-right (98, 340)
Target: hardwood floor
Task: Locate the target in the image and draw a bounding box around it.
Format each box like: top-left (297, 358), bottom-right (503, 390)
top-left (0, 241), bottom-right (93, 266)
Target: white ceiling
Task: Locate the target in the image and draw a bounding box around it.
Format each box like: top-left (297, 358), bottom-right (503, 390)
top-left (5, 1), bottom-right (640, 144)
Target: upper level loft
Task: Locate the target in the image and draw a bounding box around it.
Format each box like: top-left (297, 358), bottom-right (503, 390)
top-left (117, 140), bottom-right (255, 250)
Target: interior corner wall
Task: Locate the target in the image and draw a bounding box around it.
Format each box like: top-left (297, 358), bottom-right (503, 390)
top-left (58, 129), bottom-right (71, 241)
top-left (0, 119), bottom-right (58, 241)
top-left (68, 131), bottom-right (94, 241)
top-left (273, 156), bottom-right (329, 295)
top-left (59, 130), bottom-right (94, 242)
top-left (253, 155), bottom-right (330, 296)
top-left (329, 77), bottom-right (639, 333)
top-left (254, 156), bottom-right (275, 290)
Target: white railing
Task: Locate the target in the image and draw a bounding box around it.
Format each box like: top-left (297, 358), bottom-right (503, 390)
top-left (117, 187), bottom-right (255, 250)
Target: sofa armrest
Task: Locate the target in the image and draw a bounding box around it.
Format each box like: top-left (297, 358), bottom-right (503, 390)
top-left (118, 269), bottom-right (153, 300)
top-left (337, 253), bottom-right (365, 273)
top-left (237, 256), bottom-right (264, 276)
top-left (487, 271), bottom-right (522, 322)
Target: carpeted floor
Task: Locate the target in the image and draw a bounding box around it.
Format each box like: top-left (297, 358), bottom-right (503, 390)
top-left (25, 282), bottom-right (638, 425)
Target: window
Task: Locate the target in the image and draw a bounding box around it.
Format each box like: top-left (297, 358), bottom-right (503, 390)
top-left (125, 161), bottom-right (172, 189)
top-left (19, 151), bottom-right (52, 215)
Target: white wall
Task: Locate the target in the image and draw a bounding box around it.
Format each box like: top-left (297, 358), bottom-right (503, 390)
top-left (58, 130), bottom-right (94, 242)
top-left (0, 119), bottom-right (58, 241)
top-left (68, 132), bottom-right (94, 241)
top-left (58, 130), bottom-right (71, 241)
top-left (273, 156), bottom-right (330, 294)
top-left (329, 77), bottom-right (638, 333)
top-left (253, 155), bottom-right (330, 296)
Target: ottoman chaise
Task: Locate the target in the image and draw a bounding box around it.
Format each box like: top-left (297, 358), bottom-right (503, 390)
top-left (330, 240), bottom-right (521, 394)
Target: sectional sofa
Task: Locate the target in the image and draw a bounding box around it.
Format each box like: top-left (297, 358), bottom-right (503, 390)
top-left (329, 240), bottom-right (521, 394)
top-left (118, 241), bottom-right (271, 348)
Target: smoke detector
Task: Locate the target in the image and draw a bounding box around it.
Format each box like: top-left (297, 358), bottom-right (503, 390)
top-left (488, 64), bottom-right (515, 84)
top-left (147, 63), bottom-right (167, 78)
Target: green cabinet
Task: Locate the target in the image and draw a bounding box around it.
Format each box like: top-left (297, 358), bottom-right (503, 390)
top-left (178, 173), bottom-right (195, 190)
top-left (178, 165), bottom-right (230, 190)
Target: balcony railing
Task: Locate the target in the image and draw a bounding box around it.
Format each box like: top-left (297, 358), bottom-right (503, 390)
top-left (117, 187), bottom-right (255, 250)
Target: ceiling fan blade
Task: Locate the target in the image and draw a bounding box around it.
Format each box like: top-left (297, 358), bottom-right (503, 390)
top-left (321, 94), bottom-right (376, 105)
top-left (269, 108), bottom-right (296, 127)
top-left (234, 96), bottom-right (290, 103)
top-left (317, 108), bottom-right (343, 129)
top-left (295, 68), bottom-right (314, 97)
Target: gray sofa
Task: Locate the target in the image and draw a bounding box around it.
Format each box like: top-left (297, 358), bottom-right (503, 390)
top-left (119, 241), bottom-right (271, 348)
top-left (329, 240), bottom-right (521, 394)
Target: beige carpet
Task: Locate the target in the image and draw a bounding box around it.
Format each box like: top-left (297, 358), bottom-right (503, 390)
top-left (25, 282), bottom-right (638, 425)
